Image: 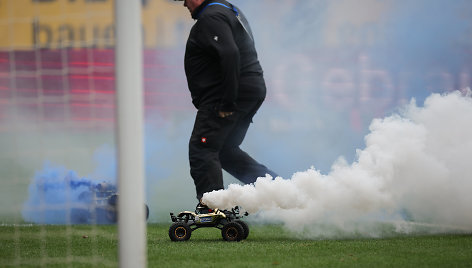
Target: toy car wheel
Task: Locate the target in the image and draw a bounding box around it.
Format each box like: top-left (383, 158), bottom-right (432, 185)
top-left (106, 195), bottom-right (149, 221)
top-left (145, 204), bottom-right (149, 220)
top-left (235, 220), bottom-right (249, 240)
top-left (169, 222), bottom-right (192, 241)
top-left (108, 194), bottom-right (118, 206)
top-left (221, 222), bottom-right (244, 242)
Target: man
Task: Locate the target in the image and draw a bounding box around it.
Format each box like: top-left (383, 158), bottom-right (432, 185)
top-left (176, 0), bottom-right (278, 208)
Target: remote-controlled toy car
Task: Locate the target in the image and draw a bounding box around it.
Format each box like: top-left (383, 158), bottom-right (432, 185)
top-left (169, 205), bottom-right (249, 242)
top-left (71, 182), bottom-right (149, 224)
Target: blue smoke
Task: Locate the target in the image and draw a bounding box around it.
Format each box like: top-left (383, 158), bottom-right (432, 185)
top-left (21, 120), bottom-right (185, 224)
top-left (22, 162), bottom-right (113, 224)
top-left (370, 0), bottom-right (472, 100)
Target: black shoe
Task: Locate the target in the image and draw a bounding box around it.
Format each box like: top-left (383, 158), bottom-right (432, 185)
top-left (195, 202), bottom-right (212, 214)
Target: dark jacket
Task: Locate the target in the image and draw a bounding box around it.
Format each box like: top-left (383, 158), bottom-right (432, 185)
top-left (184, 0), bottom-right (266, 111)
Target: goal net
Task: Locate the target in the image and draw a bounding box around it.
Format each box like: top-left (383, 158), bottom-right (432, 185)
top-left (0, 0), bottom-right (190, 266)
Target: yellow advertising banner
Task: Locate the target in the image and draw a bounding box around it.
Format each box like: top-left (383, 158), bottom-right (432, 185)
top-left (0, 0), bottom-right (191, 49)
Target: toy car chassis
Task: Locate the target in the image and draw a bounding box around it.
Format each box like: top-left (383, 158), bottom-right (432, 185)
top-left (71, 182), bottom-right (149, 224)
top-left (169, 206), bottom-right (249, 242)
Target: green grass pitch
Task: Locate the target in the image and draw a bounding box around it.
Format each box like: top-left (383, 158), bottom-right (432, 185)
top-left (0, 224), bottom-right (471, 267)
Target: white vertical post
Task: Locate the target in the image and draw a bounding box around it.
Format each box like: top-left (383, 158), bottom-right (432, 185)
top-left (114, 0), bottom-right (146, 268)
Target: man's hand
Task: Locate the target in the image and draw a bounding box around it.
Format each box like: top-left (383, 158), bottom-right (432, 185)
top-left (218, 111), bottom-right (234, 118)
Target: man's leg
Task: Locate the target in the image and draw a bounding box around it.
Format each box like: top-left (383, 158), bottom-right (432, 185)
top-left (220, 100), bottom-right (278, 184)
top-left (220, 147), bottom-right (278, 184)
top-left (189, 108), bottom-right (237, 200)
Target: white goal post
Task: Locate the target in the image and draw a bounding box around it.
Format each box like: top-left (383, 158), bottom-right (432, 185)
top-left (114, 1), bottom-right (147, 267)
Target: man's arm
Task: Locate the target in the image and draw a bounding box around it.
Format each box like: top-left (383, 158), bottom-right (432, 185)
top-left (196, 15), bottom-right (240, 114)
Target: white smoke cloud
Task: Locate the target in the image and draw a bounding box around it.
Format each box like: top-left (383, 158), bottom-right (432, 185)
top-left (203, 90), bottom-right (472, 237)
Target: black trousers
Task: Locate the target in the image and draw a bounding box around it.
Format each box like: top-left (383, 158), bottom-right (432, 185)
top-left (189, 100), bottom-right (278, 200)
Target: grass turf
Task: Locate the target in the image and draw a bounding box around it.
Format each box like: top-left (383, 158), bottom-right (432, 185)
top-left (0, 224), bottom-right (471, 267)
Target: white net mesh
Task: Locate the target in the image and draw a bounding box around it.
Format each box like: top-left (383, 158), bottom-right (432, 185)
top-left (1, 0), bottom-right (115, 266)
top-left (0, 0), bottom-right (190, 266)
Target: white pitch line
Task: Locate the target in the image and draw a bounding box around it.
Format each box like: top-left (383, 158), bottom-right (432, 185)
top-left (388, 220), bottom-right (472, 232)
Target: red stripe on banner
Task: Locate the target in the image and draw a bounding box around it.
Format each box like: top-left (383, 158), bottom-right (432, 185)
top-left (69, 61), bottom-right (114, 67)
top-left (70, 89), bottom-right (115, 94)
top-left (70, 75), bottom-right (115, 80)
top-left (0, 48), bottom-right (191, 128)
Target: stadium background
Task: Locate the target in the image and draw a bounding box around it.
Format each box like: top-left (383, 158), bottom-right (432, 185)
top-left (1, 0), bottom-right (471, 222)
